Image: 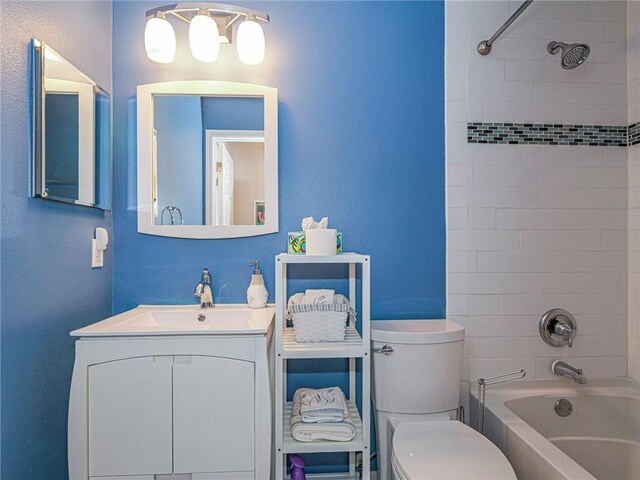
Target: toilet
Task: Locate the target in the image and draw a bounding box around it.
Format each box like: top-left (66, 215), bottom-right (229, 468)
top-left (372, 319), bottom-right (516, 480)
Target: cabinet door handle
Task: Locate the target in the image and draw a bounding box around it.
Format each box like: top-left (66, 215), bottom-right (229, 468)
top-left (372, 345), bottom-right (394, 356)
top-left (174, 356), bottom-right (192, 364)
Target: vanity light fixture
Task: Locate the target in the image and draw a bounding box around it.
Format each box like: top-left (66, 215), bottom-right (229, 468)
top-left (144, 12), bottom-right (176, 64)
top-left (236, 15), bottom-right (265, 65)
top-left (189, 9), bottom-right (220, 62)
top-left (144, 3), bottom-right (269, 65)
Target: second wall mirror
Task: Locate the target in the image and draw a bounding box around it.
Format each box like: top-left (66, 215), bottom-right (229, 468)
top-left (31, 39), bottom-right (111, 209)
top-left (137, 81), bottom-right (278, 239)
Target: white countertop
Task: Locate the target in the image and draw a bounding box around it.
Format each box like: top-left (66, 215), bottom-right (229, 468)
top-left (71, 304), bottom-right (275, 337)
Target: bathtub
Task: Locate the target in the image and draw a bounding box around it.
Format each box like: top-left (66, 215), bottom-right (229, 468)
top-left (470, 378), bottom-right (640, 480)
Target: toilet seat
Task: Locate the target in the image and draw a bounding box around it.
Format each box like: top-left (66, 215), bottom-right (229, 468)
top-left (391, 421), bottom-right (516, 480)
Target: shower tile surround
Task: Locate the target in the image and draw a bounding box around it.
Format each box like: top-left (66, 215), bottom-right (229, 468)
top-left (628, 0), bottom-right (640, 381)
top-left (468, 122), bottom-right (630, 146)
top-left (446, 0), bottom-right (632, 413)
top-left (630, 122), bottom-right (640, 145)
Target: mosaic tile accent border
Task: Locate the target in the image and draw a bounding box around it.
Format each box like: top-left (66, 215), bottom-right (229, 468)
top-left (630, 122), bottom-right (640, 146)
top-left (467, 122), bottom-right (629, 147)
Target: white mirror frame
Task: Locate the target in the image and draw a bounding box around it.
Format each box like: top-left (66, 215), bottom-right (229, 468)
top-left (137, 80), bottom-right (278, 239)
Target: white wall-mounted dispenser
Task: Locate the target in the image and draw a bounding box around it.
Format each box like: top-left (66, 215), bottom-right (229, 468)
top-left (92, 227), bottom-right (109, 268)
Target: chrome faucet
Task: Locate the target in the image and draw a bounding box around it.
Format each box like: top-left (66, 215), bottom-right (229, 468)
top-left (193, 268), bottom-right (214, 308)
top-left (552, 360), bottom-right (586, 384)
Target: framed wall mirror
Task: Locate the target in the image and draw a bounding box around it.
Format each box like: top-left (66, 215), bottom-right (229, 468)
top-left (137, 81), bottom-right (278, 239)
top-left (31, 39), bottom-right (111, 209)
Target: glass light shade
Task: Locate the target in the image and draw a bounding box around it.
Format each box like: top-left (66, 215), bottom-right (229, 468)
top-left (236, 19), bottom-right (265, 65)
top-left (189, 13), bottom-right (220, 62)
top-left (144, 16), bottom-right (176, 64)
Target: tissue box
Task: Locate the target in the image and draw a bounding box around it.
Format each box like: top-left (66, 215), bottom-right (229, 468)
top-left (288, 232), bottom-right (342, 254)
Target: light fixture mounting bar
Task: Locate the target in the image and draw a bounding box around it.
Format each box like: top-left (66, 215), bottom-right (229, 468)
top-left (226, 13), bottom-right (242, 29)
top-left (167, 11), bottom-right (191, 23)
top-left (145, 3), bottom-right (269, 23)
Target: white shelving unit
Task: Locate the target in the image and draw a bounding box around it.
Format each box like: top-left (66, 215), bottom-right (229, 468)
top-left (275, 253), bottom-right (371, 479)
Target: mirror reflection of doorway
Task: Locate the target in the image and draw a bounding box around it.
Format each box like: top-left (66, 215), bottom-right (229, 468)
top-left (216, 142), bottom-right (234, 225)
top-left (205, 130), bottom-right (264, 226)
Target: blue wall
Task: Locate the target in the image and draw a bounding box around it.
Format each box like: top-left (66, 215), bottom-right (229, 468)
top-left (0, 1), bottom-right (443, 476)
top-left (0, 1), bottom-right (113, 478)
top-left (155, 95), bottom-right (204, 225)
top-left (112, 1), bottom-right (444, 472)
top-left (201, 96), bottom-right (264, 130)
top-left (112, 1), bottom-right (445, 320)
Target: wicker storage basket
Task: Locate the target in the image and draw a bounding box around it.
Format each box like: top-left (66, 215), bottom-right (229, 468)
top-left (286, 294), bottom-right (353, 343)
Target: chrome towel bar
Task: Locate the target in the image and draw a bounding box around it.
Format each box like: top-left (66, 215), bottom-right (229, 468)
top-left (477, 369), bottom-right (526, 433)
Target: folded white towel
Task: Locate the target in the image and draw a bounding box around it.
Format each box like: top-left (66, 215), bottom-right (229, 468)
top-left (305, 289), bottom-right (335, 305)
top-left (299, 386), bottom-right (348, 423)
top-left (290, 388), bottom-right (356, 442)
top-left (287, 292), bottom-right (347, 308)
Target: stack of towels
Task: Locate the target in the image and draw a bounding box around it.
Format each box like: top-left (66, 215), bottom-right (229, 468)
top-left (290, 386), bottom-right (356, 442)
top-left (290, 289), bottom-right (336, 306)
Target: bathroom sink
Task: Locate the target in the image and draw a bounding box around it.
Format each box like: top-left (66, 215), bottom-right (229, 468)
top-left (71, 304), bottom-right (274, 337)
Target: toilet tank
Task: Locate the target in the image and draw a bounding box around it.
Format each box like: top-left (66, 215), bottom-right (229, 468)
top-left (372, 319), bottom-right (465, 414)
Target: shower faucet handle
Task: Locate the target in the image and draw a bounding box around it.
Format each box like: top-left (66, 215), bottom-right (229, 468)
top-left (539, 308), bottom-right (577, 348)
top-left (552, 322), bottom-right (574, 347)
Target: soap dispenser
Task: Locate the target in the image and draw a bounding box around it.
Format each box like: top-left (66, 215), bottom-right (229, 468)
top-left (247, 260), bottom-right (268, 309)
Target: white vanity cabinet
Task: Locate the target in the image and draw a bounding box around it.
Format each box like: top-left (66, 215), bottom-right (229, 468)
top-left (68, 305), bottom-right (274, 480)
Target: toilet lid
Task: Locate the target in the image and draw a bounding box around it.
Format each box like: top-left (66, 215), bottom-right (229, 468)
top-left (391, 421), bottom-right (516, 480)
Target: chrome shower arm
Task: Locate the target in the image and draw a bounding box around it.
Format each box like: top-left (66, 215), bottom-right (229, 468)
top-left (477, 0), bottom-right (533, 55)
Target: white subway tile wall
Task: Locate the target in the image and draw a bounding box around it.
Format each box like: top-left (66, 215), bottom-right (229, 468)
top-left (445, 0), bottom-right (631, 412)
top-left (629, 0), bottom-right (640, 381)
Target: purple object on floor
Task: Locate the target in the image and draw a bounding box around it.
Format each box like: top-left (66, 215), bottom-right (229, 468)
top-left (290, 454), bottom-right (306, 480)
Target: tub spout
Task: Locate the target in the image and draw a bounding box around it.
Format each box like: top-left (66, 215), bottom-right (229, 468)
top-left (552, 360), bottom-right (586, 384)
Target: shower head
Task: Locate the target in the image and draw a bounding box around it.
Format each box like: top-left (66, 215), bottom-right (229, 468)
top-left (547, 41), bottom-right (590, 70)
